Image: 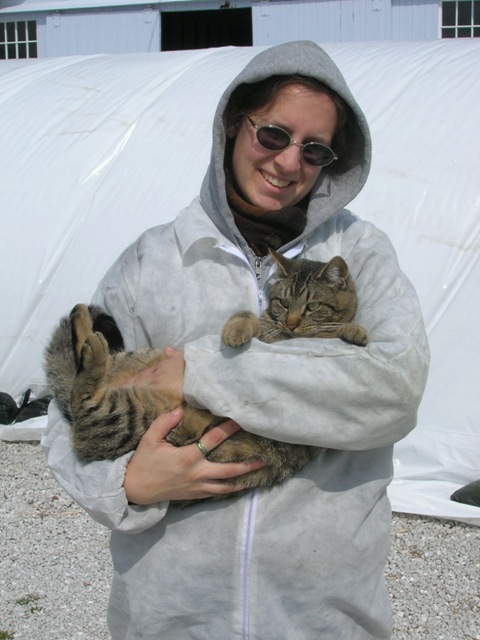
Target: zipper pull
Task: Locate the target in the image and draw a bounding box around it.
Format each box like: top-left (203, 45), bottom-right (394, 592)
top-left (254, 256), bottom-right (263, 282)
top-left (254, 256), bottom-right (264, 309)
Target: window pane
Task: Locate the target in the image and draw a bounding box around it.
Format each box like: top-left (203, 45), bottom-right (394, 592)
top-left (457, 25), bottom-right (472, 34)
top-left (17, 21), bottom-right (26, 41)
top-left (28, 41), bottom-right (37, 58)
top-left (7, 42), bottom-right (16, 59)
top-left (442, 27), bottom-right (457, 37)
top-left (0, 23), bottom-right (5, 43)
top-left (458, 0), bottom-right (472, 24)
top-left (0, 43), bottom-right (5, 59)
top-left (442, 2), bottom-right (456, 26)
top-left (474, 1), bottom-right (480, 23)
top-left (6, 22), bottom-right (15, 41)
top-left (18, 42), bottom-right (27, 58)
top-left (27, 20), bottom-right (36, 40)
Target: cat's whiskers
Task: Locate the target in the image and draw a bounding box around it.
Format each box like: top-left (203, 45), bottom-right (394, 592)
top-left (318, 322), bottom-right (343, 331)
top-left (261, 324), bottom-right (286, 342)
top-left (300, 322), bottom-right (344, 338)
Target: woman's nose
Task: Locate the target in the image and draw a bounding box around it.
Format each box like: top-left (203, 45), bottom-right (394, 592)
top-left (273, 143), bottom-right (302, 172)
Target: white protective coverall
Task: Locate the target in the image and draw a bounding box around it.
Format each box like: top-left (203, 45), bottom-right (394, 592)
top-left (43, 41), bottom-right (430, 639)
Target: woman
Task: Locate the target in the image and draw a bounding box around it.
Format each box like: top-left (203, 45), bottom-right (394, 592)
top-left (43, 40), bottom-right (429, 639)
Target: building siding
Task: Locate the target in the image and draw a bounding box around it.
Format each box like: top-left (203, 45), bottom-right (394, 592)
top-left (41, 7), bottom-right (160, 57)
top-left (252, 0), bottom-right (439, 45)
top-left (1, 0), bottom-right (442, 59)
top-left (252, 0), bottom-right (343, 44)
top-left (391, 0), bottom-right (439, 40)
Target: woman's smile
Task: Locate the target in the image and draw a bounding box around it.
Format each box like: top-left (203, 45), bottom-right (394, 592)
top-left (259, 170), bottom-right (293, 189)
top-left (231, 84), bottom-right (338, 211)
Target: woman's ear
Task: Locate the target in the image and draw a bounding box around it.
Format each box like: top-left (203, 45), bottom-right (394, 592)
top-left (225, 111), bottom-right (241, 139)
top-left (226, 122), bottom-right (239, 139)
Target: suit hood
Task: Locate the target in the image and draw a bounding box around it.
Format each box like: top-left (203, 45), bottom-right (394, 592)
top-left (200, 40), bottom-right (372, 253)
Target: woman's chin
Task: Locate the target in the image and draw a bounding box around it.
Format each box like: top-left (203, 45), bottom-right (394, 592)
top-left (246, 191), bottom-right (294, 212)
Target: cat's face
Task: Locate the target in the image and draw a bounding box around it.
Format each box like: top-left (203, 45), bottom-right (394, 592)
top-left (267, 254), bottom-right (357, 338)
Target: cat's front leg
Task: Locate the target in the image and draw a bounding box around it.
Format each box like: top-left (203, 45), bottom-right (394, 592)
top-left (337, 323), bottom-right (369, 347)
top-left (71, 332), bottom-right (109, 414)
top-left (221, 311), bottom-right (260, 347)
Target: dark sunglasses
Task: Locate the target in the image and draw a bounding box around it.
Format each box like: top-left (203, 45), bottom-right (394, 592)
top-left (246, 116), bottom-right (338, 167)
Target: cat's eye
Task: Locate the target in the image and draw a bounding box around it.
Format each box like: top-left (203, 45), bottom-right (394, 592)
top-left (307, 302), bottom-right (321, 312)
top-left (280, 299), bottom-right (290, 309)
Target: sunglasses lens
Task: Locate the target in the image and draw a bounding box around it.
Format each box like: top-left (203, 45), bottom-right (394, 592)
top-left (302, 143), bottom-right (335, 167)
top-left (256, 126), bottom-right (291, 151)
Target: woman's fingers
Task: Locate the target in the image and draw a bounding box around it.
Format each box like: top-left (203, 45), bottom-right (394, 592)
top-left (196, 418), bottom-right (241, 454)
top-left (148, 407), bottom-right (184, 440)
top-left (192, 419), bottom-right (265, 491)
top-left (124, 413), bottom-right (264, 504)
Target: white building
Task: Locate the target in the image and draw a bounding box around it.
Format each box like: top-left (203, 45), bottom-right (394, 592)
top-left (1, 0), bottom-right (479, 59)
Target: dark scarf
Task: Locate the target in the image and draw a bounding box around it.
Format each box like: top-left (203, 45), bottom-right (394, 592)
top-left (225, 174), bottom-right (308, 257)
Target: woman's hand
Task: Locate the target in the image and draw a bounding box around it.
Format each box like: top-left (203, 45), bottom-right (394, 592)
top-left (120, 347), bottom-right (185, 400)
top-left (123, 408), bottom-right (263, 505)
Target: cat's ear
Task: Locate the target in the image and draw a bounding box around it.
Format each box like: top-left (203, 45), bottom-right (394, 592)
top-left (319, 256), bottom-right (349, 289)
top-left (269, 249), bottom-right (295, 276)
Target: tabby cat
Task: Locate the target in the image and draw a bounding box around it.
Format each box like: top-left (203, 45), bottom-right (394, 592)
top-left (44, 251), bottom-right (367, 504)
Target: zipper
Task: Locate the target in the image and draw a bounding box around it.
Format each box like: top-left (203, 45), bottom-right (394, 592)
top-left (253, 255), bottom-right (265, 310)
top-left (216, 243), bottom-right (266, 313)
top-left (252, 246), bottom-right (304, 311)
top-left (218, 242), bottom-right (303, 311)
top-left (240, 491), bottom-right (258, 640)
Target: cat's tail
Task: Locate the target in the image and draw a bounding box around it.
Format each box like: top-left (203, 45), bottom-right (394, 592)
top-left (44, 312), bottom-right (78, 421)
top-left (43, 305), bottom-right (124, 422)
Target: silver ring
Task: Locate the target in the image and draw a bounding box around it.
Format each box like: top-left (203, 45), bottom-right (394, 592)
top-left (195, 440), bottom-right (209, 457)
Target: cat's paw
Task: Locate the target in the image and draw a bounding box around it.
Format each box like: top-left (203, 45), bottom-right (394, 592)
top-left (71, 304), bottom-right (94, 363)
top-left (80, 332), bottom-right (109, 370)
top-left (337, 323), bottom-right (368, 347)
top-left (166, 408), bottom-right (219, 447)
top-left (221, 312), bottom-right (259, 348)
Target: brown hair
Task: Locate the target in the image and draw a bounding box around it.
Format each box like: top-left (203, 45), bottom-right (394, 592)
top-left (224, 74), bottom-right (364, 175)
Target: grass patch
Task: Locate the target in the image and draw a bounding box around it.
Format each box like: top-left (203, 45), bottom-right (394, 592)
top-left (16, 593), bottom-right (43, 614)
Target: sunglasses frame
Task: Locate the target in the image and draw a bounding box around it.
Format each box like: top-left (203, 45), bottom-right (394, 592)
top-left (246, 116), bottom-right (338, 168)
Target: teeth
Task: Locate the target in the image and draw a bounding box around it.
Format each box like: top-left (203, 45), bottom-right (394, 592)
top-left (261, 171), bottom-right (290, 188)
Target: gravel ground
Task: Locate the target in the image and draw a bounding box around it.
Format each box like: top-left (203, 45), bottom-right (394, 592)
top-left (1, 440), bottom-right (479, 640)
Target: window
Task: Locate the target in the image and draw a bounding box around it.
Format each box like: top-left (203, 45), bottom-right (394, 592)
top-left (442, 0), bottom-right (480, 37)
top-left (0, 20), bottom-right (38, 60)
top-left (162, 8), bottom-right (252, 51)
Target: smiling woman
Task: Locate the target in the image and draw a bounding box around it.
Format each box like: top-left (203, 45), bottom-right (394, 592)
top-left (228, 84), bottom-right (338, 212)
top-left (221, 74), bottom-right (365, 256)
top-left (225, 73), bottom-right (364, 178)
top-left (43, 40), bottom-right (429, 640)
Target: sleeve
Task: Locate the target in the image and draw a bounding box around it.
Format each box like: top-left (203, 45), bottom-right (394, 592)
top-left (42, 402), bottom-right (169, 532)
top-left (42, 241), bottom-right (170, 533)
top-left (183, 222), bottom-right (430, 451)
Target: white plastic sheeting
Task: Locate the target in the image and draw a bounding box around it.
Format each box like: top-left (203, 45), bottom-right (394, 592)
top-left (1, 41), bottom-right (479, 524)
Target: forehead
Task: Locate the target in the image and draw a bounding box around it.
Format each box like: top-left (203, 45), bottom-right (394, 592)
top-left (256, 83), bottom-right (335, 115)
top-left (254, 83), bottom-right (338, 133)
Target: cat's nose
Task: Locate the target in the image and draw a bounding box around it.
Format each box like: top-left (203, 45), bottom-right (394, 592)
top-left (286, 315), bottom-right (301, 331)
